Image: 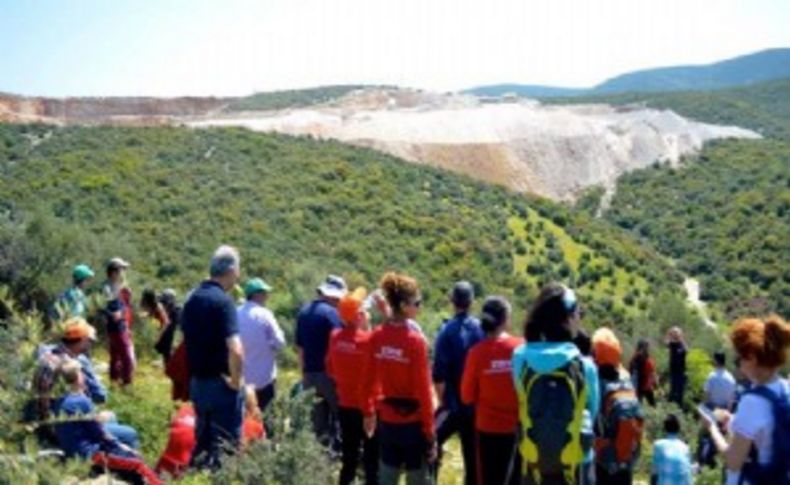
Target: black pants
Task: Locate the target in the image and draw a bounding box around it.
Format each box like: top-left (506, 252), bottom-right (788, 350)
top-left (637, 389), bottom-right (656, 407)
top-left (436, 409), bottom-right (476, 485)
top-left (476, 431), bottom-right (519, 485)
top-left (255, 381), bottom-right (276, 413)
top-left (669, 374), bottom-right (686, 407)
top-left (594, 465), bottom-right (632, 485)
top-left (338, 407), bottom-right (379, 485)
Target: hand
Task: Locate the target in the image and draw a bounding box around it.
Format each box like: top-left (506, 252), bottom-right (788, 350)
top-left (363, 415), bottom-right (377, 438)
top-left (224, 375), bottom-right (242, 391)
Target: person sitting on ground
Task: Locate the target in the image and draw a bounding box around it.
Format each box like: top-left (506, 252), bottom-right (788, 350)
top-left (628, 339), bottom-right (657, 406)
top-left (156, 384), bottom-right (265, 479)
top-left (364, 272), bottom-right (435, 485)
top-left (51, 264), bottom-right (95, 322)
top-left (651, 413), bottom-right (692, 485)
top-left (31, 317), bottom-right (139, 450)
top-left (591, 327), bottom-right (643, 485)
top-left (432, 281), bottom-right (483, 485)
top-left (238, 278), bottom-right (285, 417)
top-left (702, 315), bottom-right (790, 485)
top-left (704, 351), bottom-right (737, 411)
top-left (460, 296), bottom-right (523, 485)
top-left (511, 283), bottom-right (600, 485)
top-left (55, 358), bottom-right (161, 485)
top-left (326, 287), bottom-right (379, 485)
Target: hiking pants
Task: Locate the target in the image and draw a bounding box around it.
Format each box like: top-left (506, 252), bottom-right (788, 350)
top-left (669, 374), bottom-right (686, 407)
top-left (436, 410), bottom-right (476, 485)
top-left (303, 371), bottom-right (340, 448)
top-left (338, 406), bottom-right (379, 485)
top-left (476, 430), bottom-right (519, 485)
top-left (104, 421), bottom-right (140, 450)
top-left (108, 330), bottom-right (135, 385)
top-left (255, 380), bottom-right (276, 414)
top-left (189, 377), bottom-right (243, 470)
top-left (378, 421), bottom-right (434, 485)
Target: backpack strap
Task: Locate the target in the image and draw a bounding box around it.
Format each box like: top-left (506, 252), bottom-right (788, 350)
top-left (739, 384), bottom-right (790, 484)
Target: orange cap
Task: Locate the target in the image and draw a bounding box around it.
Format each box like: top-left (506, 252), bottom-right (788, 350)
top-left (592, 327), bottom-right (621, 367)
top-left (338, 287), bottom-right (367, 324)
top-left (63, 317), bottom-right (97, 341)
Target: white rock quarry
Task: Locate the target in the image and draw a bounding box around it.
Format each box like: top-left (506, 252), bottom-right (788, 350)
top-left (188, 89), bottom-right (760, 200)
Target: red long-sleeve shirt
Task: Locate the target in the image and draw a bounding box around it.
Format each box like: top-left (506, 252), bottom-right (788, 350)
top-left (364, 322), bottom-right (434, 439)
top-left (461, 334), bottom-right (523, 434)
top-left (326, 327), bottom-right (376, 414)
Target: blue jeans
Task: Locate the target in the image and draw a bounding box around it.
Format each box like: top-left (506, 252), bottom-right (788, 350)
top-left (189, 377), bottom-right (243, 470)
top-left (104, 422), bottom-right (140, 450)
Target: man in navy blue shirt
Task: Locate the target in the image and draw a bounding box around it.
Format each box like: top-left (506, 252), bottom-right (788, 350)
top-left (295, 275), bottom-right (347, 446)
top-left (181, 245), bottom-right (244, 470)
top-left (432, 281), bottom-right (483, 485)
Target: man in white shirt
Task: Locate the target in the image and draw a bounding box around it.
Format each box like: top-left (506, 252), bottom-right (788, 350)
top-left (704, 352), bottom-right (737, 410)
top-left (238, 278), bottom-right (286, 414)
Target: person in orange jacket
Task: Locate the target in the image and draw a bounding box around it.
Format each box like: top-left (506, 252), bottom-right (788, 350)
top-left (327, 287), bottom-right (379, 484)
top-left (461, 296), bottom-right (523, 485)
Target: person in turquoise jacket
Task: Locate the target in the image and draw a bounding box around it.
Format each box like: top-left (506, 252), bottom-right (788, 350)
top-left (512, 283), bottom-right (600, 485)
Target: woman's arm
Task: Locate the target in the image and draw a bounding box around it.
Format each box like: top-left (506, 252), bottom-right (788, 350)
top-left (707, 421), bottom-right (752, 471)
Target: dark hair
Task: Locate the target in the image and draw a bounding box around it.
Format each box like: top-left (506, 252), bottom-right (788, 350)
top-left (573, 329), bottom-right (591, 356)
top-left (636, 338), bottom-right (650, 354)
top-left (664, 413), bottom-right (681, 434)
top-left (480, 296), bottom-right (511, 334)
top-left (524, 283), bottom-right (578, 342)
top-left (713, 351), bottom-right (726, 367)
top-left (140, 288), bottom-right (158, 312)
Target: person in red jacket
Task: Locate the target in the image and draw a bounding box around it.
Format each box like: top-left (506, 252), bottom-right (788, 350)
top-left (364, 272), bottom-right (435, 485)
top-left (461, 296), bottom-right (523, 485)
top-left (327, 287), bottom-right (379, 485)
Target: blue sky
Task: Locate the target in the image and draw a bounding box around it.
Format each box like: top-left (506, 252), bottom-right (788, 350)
top-left (1, 0), bottom-right (789, 97)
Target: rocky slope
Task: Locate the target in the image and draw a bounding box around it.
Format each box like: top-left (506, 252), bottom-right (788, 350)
top-left (189, 89), bottom-right (760, 200)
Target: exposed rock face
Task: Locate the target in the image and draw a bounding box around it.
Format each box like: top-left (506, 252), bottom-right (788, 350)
top-left (0, 94), bottom-right (229, 124)
top-left (0, 88), bottom-right (760, 200)
top-left (189, 90), bottom-right (760, 200)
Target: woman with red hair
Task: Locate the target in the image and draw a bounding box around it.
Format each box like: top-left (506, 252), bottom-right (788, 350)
top-left (702, 315), bottom-right (790, 485)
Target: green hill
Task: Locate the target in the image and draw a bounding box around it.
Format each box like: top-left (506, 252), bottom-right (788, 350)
top-left (558, 80), bottom-right (790, 320)
top-left (0, 123), bottom-right (691, 336)
top-left (466, 48), bottom-right (790, 99)
top-left (545, 78), bottom-right (790, 140)
top-left (224, 85), bottom-right (369, 112)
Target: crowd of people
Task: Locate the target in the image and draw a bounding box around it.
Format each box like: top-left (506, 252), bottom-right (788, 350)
top-left (26, 244), bottom-right (790, 485)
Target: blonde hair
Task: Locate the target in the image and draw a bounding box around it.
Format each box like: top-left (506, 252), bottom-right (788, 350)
top-left (60, 358), bottom-right (82, 385)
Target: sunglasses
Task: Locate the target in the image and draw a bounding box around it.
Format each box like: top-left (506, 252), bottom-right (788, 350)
top-left (411, 298), bottom-right (423, 308)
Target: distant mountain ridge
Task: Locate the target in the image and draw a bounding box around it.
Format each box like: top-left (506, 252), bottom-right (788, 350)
top-left (466, 48), bottom-right (790, 98)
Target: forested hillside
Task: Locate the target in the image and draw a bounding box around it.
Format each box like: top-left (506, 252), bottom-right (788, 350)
top-left (546, 78), bottom-right (790, 140)
top-left (557, 80), bottom-right (790, 320)
top-left (0, 123), bottom-right (691, 337)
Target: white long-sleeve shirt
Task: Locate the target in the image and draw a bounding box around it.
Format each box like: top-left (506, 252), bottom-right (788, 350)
top-left (237, 301), bottom-right (286, 389)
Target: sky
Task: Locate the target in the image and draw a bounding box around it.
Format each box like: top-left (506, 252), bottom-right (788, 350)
top-left (1, 0), bottom-right (789, 97)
